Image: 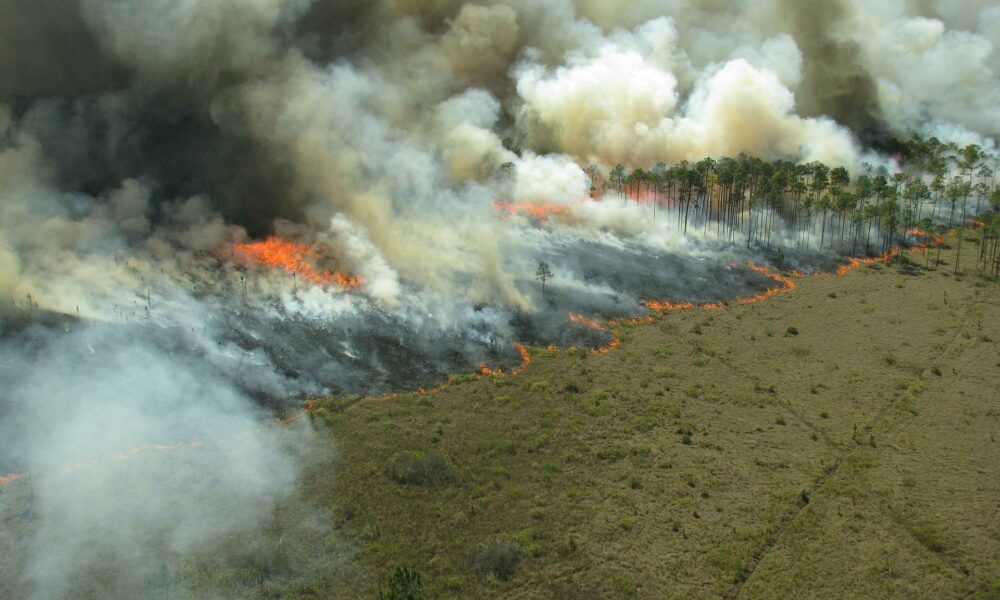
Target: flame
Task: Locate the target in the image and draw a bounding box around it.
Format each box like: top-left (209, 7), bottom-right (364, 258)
top-left (474, 343), bottom-right (533, 378)
top-left (591, 336), bottom-right (622, 355)
top-left (834, 248), bottom-right (901, 276)
top-left (569, 313), bottom-right (609, 332)
top-left (478, 363), bottom-right (505, 377)
top-left (511, 343), bottom-right (533, 375)
top-left (231, 237), bottom-right (362, 289)
top-left (492, 201), bottom-right (572, 222)
top-left (642, 261), bottom-right (796, 313)
top-left (644, 299), bottom-right (697, 311)
top-left (907, 227), bottom-right (945, 247)
top-left (0, 472), bottom-right (24, 486)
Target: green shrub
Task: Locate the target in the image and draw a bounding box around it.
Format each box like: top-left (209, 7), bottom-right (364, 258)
top-left (635, 417), bottom-right (658, 432)
top-left (596, 446), bottom-right (627, 461)
top-left (380, 567), bottom-right (424, 600)
top-left (786, 326), bottom-right (799, 336)
top-left (911, 524), bottom-right (945, 553)
top-left (386, 451), bottom-right (456, 486)
top-left (526, 381), bottom-right (548, 393)
top-left (473, 539), bottom-right (522, 580)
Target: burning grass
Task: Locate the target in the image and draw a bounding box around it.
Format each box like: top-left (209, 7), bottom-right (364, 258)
top-left (492, 201), bottom-right (574, 223)
top-left (231, 237), bottom-right (363, 289)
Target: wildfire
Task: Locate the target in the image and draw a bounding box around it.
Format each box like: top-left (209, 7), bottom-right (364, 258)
top-left (642, 261), bottom-right (796, 313)
top-left (568, 312), bottom-right (637, 355)
top-left (569, 313), bottom-right (609, 332)
top-left (512, 343), bottom-right (532, 375)
top-left (475, 342), bottom-right (534, 378)
top-left (0, 472), bottom-right (24, 486)
top-left (478, 363), bottom-right (505, 377)
top-left (6, 232), bottom-right (952, 491)
top-left (231, 237), bottom-right (363, 289)
top-left (643, 299), bottom-right (697, 311)
top-left (907, 227), bottom-right (946, 247)
top-left (591, 336), bottom-right (622, 355)
top-left (835, 248), bottom-right (901, 276)
top-left (493, 201), bottom-right (571, 222)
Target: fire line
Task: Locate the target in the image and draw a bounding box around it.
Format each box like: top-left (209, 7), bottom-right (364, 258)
top-left (0, 232), bottom-right (947, 490)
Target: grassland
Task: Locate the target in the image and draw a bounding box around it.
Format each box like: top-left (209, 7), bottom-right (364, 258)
top-left (305, 232), bottom-right (1000, 599)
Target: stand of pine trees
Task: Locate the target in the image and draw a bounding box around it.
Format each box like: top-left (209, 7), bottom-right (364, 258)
top-left (587, 138), bottom-right (999, 261)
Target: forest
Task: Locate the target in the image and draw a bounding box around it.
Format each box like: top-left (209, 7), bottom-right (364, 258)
top-left (570, 138), bottom-right (1000, 276)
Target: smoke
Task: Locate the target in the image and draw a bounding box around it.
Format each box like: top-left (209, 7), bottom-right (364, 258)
top-left (1, 0), bottom-right (998, 596)
top-left (836, 1), bottom-right (1000, 142)
top-left (514, 42), bottom-right (859, 166)
top-left (0, 318), bottom-right (319, 599)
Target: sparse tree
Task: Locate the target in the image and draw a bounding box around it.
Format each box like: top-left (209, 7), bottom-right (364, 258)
top-left (536, 261), bottom-right (553, 300)
top-left (609, 163), bottom-right (626, 198)
top-left (584, 164), bottom-right (602, 196)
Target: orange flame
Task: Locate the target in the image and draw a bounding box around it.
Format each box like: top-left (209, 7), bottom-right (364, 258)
top-left (569, 313), bottom-right (609, 332)
top-left (643, 261), bottom-right (796, 313)
top-left (478, 363), bottom-right (505, 377)
top-left (906, 227), bottom-right (945, 247)
top-left (474, 343), bottom-right (533, 378)
top-left (644, 299), bottom-right (697, 311)
top-left (231, 237), bottom-right (362, 289)
top-left (591, 336), bottom-right (622, 355)
top-left (511, 343), bottom-right (532, 375)
top-left (0, 472), bottom-right (24, 486)
top-left (493, 201), bottom-right (571, 222)
top-left (835, 248), bottom-right (900, 276)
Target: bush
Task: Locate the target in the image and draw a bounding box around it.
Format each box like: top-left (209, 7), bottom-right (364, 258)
top-left (473, 539), bottom-right (522, 580)
top-left (786, 326), bottom-right (799, 336)
top-left (380, 567), bottom-right (424, 600)
top-left (911, 524), bottom-right (945, 553)
top-left (386, 451), bottom-right (456, 486)
top-left (596, 446), bottom-right (627, 461)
